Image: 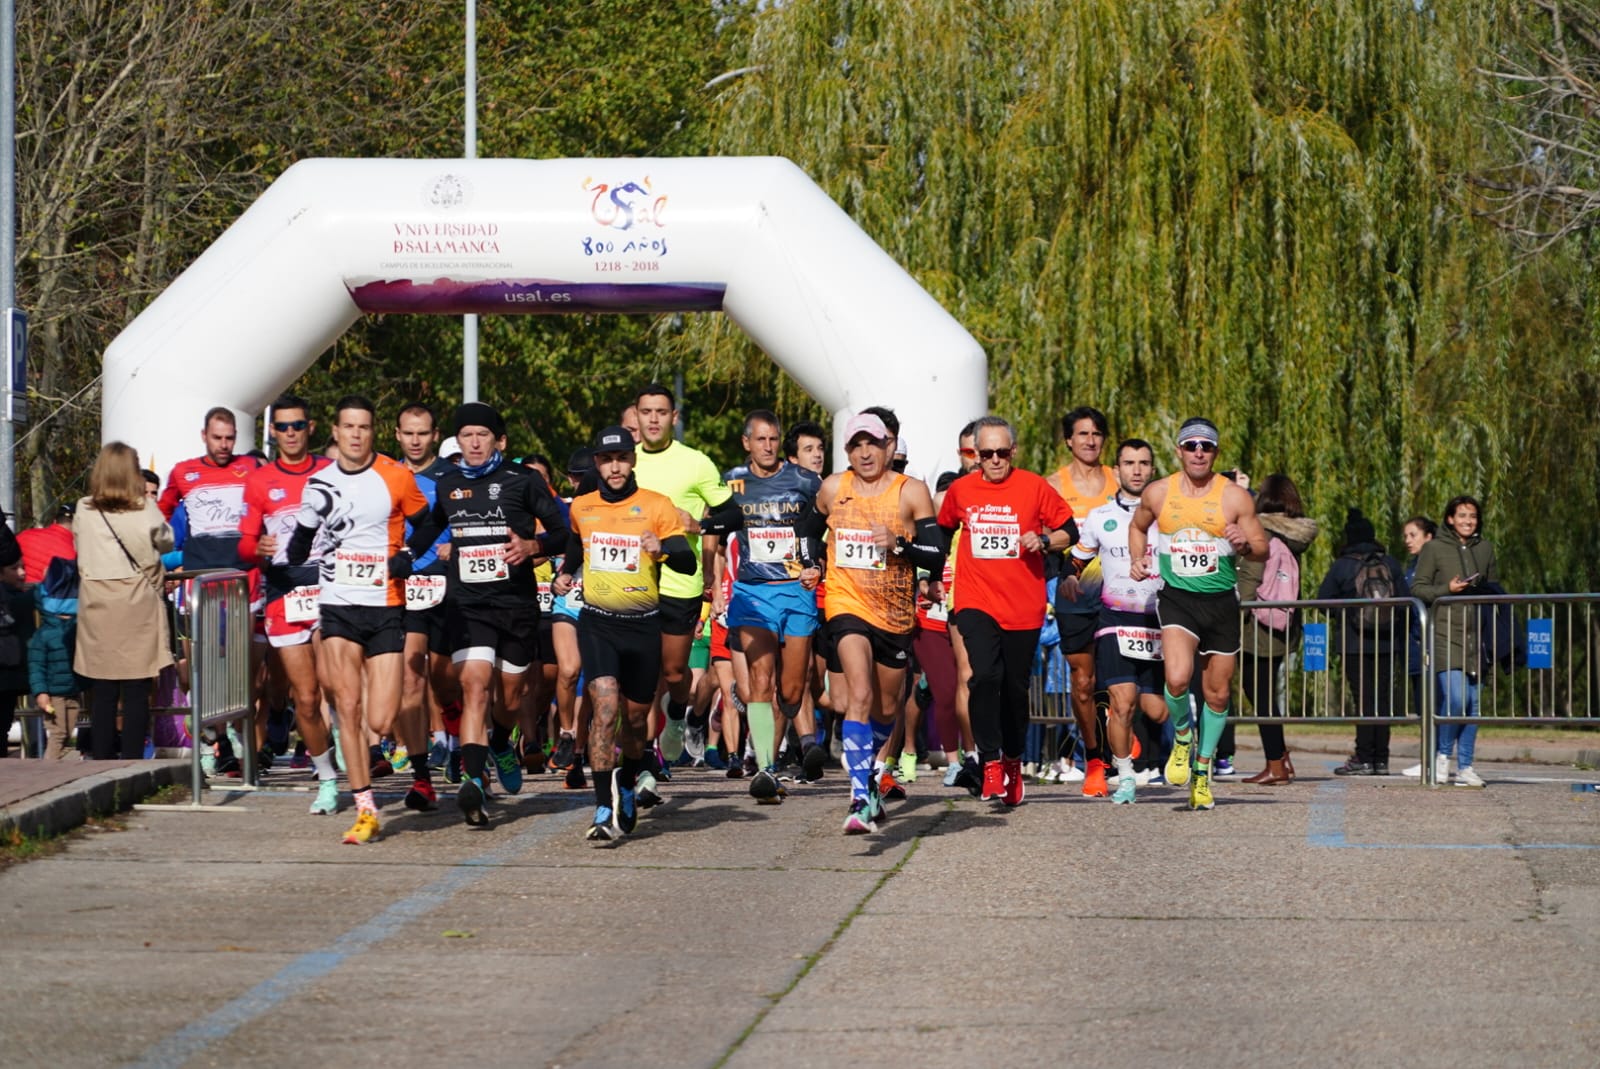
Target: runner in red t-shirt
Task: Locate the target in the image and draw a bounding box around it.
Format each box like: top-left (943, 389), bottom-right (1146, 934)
top-left (936, 417), bottom-right (1076, 808)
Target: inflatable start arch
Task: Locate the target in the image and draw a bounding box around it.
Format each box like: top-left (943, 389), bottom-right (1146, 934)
top-left (102, 157), bottom-right (987, 478)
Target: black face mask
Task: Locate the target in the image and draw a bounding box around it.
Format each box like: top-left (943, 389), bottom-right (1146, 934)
top-left (598, 472), bottom-right (638, 503)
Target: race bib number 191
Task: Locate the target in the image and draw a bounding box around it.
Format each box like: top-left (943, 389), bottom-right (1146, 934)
top-left (592, 532), bottom-right (642, 573)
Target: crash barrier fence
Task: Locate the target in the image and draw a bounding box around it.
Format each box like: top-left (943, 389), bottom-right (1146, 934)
top-left (169, 570), bottom-right (254, 797)
top-left (1028, 594), bottom-right (1600, 787)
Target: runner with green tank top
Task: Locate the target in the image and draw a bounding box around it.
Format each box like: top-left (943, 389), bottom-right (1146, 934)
top-left (1127, 417), bottom-right (1267, 810)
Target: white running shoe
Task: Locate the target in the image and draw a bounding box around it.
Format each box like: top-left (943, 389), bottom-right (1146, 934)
top-left (1401, 763), bottom-right (1423, 778)
top-left (1057, 759), bottom-right (1085, 783)
top-left (1454, 765), bottom-right (1485, 788)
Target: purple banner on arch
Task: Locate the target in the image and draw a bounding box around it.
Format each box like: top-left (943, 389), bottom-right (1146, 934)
top-left (347, 278), bottom-right (726, 316)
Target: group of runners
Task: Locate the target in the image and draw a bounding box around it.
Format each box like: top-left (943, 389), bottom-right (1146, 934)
top-left (157, 387), bottom-right (1268, 845)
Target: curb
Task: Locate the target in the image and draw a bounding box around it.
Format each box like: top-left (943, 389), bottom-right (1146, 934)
top-left (0, 759), bottom-right (190, 840)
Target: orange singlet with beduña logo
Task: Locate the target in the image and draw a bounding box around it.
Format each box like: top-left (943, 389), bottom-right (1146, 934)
top-left (824, 471), bottom-right (916, 635)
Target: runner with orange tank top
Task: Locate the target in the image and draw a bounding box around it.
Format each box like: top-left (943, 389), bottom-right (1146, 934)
top-left (1046, 406), bottom-right (1119, 794)
top-left (1127, 417), bottom-right (1268, 811)
top-left (818, 412), bottom-right (942, 834)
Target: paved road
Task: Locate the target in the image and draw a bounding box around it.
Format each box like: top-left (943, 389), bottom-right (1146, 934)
top-left (2, 759), bottom-right (1597, 1069)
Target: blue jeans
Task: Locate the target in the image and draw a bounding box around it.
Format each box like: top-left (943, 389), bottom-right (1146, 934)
top-left (1435, 670), bottom-right (1480, 768)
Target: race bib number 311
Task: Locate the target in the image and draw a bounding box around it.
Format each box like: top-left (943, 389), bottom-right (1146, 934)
top-left (834, 528), bottom-right (885, 570)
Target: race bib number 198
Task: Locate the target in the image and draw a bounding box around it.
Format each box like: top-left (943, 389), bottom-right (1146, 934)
top-left (1169, 540), bottom-right (1221, 577)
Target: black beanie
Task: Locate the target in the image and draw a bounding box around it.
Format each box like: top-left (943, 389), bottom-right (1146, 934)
top-left (1344, 507), bottom-right (1376, 547)
top-left (452, 402), bottom-right (506, 439)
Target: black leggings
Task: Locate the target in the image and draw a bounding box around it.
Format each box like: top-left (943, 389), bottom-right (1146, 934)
top-left (90, 677), bottom-right (151, 760)
top-left (954, 610), bottom-right (1038, 762)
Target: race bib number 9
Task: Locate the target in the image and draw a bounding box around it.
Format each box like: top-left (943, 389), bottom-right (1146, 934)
top-left (1115, 625), bottom-right (1162, 661)
top-left (835, 528), bottom-right (885, 570)
top-left (1169, 540), bottom-right (1221, 577)
top-left (971, 521), bottom-right (1021, 559)
top-left (334, 549), bottom-right (386, 587)
top-left (592, 532), bottom-right (642, 573)
top-left (458, 543), bottom-right (508, 583)
top-left (748, 525), bottom-right (797, 564)
top-left (405, 574), bottom-right (446, 609)
top-left (284, 585), bottom-right (321, 624)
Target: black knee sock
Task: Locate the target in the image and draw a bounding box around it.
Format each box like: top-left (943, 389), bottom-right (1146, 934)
top-left (463, 743), bottom-right (489, 781)
top-left (488, 722), bottom-right (513, 750)
top-left (619, 754), bottom-right (643, 789)
top-left (593, 768), bottom-right (614, 808)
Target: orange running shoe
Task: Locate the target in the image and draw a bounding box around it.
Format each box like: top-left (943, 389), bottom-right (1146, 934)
top-left (1131, 737), bottom-right (1142, 761)
top-left (1082, 758), bottom-right (1110, 798)
top-left (879, 764), bottom-right (907, 801)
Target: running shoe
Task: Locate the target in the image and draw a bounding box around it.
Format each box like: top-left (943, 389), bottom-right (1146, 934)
top-left (954, 754), bottom-right (983, 796)
top-left (1111, 776), bottom-right (1137, 805)
top-left (684, 718), bottom-right (707, 762)
top-left (613, 775), bottom-right (638, 833)
top-left (801, 742), bottom-right (827, 783)
top-left (310, 778), bottom-right (340, 815)
top-left (879, 764), bottom-right (907, 801)
top-left (704, 746), bottom-right (728, 770)
top-left (444, 749), bottom-right (463, 784)
top-left (489, 741), bottom-right (523, 795)
top-left (979, 760), bottom-right (1005, 801)
top-left (521, 748), bottom-right (547, 774)
top-left (1454, 765), bottom-right (1486, 788)
top-left (1055, 758), bottom-right (1085, 783)
top-left (943, 755), bottom-right (964, 788)
top-left (290, 740), bottom-right (310, 770)
top-left (652, 747), bottom-right (672, 782)
top-left (213, 754), bottom-right (242, 779)
top-left (1082, 758), bottom-right (1109, 798)
top-left (257, 745), bottom-right (275, 773)
top-left (552, 734), bottom-right (576, 771)
top-left (742, 753), bottom-right (760, 778)
top-left (637, 769), bottom-right (663, 808)
top-left (342, 811), bottom-right (380, 845)
top-left (404, 779), bottom-right (438, 812)
top-left (565, 764), bottom-right (587, 790)
top-left (458, 775), bottom-right (489, 827)
top-left (427, 740), bottom-right (449, 771)
top-left (842, 798), bottom-right (877, 835)
top-left (661, 711), bottom-right (686, 763)
top-left (1213, 756), bottom-right (1235, 777)
top-left (586, 806), bottom-right (617, 842)
top-left (896, 751), bottom-right (918, 785)
top-left (1188, 770), bottom-right (1214, 811)
top-left (750, 769), bottom-right (785, 805)
top-left (388, 744), bottom-right (411, 775)
top-left (1165, 737), bottom-right (1192, 787)
top-left (369, 748), bottom-right (394, 781)
top-left (725, 755), bottom-right (745, 779)
top-left (865, 779), bottom-right (888, 825)
top-left (1002, 757), bottom-right (1026, 807)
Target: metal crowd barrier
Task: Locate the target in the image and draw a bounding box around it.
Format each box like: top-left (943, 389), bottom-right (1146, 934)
top-left (1023, 593), bottom-right (1600, 787)
top-left (172, 569), bottom-right (253, 800)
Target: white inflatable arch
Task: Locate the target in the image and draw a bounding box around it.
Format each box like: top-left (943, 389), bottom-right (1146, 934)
top-left (102, 157), bottom-right (987, 478)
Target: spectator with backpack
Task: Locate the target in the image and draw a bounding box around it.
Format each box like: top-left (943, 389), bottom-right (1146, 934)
top-left (1318, 509), bottom-right (1409, 775)
top-left (1234, 474), bottom-right (1318, 784)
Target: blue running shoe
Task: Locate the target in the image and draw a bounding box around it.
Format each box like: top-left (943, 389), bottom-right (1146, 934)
top-left (489, 742), bottom-right (523, 795)
top-left (427, 740), bottom-right (448, 771)
top-left (612, 774), bottom-right (638, 834)
top-left (704, 747), bottom-right (728, 770)
top-left (586, 806), bottom-right (616, 842)
top-left (457, 775), bottom-right (489, 827)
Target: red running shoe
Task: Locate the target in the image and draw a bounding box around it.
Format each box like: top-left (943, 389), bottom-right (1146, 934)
top-left (980, 760), bottom-right (1006, 801)
top-left (1082, 758), bottom-right (1109, 798)
top-left (404, 779), bottom-right (438, 812)
top-left (1002, 757), bottom-right (1026, 807)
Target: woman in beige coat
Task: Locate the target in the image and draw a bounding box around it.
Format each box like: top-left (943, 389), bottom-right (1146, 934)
top-left (74, 442), bottom-right (174, 759)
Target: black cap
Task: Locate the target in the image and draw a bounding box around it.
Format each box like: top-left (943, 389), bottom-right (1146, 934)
top-left (57, 502), bottom-right (76, 519)
top-left (592, 425), bottom-right (635, 453)
top-left (452, 402), bottom-right (507, 439)
top-left (567, 446), bottom-right (594, 476)
top-left (1344, 507), bottom-right (1376, 547)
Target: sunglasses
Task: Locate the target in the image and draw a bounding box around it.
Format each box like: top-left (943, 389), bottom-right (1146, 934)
top-left (272, 420), bottom-right (309, 432)
top-left (958, 447), bottom-right (978, 458)
top-left (1179, 440), bottom-right (1217, 454)
top-left (977, 447), bottom-right (1013, 461)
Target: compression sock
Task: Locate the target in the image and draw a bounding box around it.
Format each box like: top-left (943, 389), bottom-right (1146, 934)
top-left (1198, 703), bottom-right (1228, 768)
top-left (593, 768), bottom-right (614, 809)
top-left (842, 719), bottom-right (874, 802)
top-left (747, 701), bottom-right (776, 770)
top-left (618, 754), bottom-right (643, 790)
top-left (1164, 687), bottom-right (1192, 742)
top-left (354, 788), bottom-right (376, 814)
top-left (462, 743), bottom-right (489, 783)
top-left (310, 748), bottom-right (337, 781)
top-left (870, 717), bottom-right (893, 754)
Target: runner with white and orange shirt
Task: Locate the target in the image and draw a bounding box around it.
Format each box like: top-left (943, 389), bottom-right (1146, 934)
top-left (1068, 438), bottom-right (1171, 805)
top-left (937, 417), bottom-right (1076, 810)
top-left (237, 394), bottom-right (340, 816)
top-left (285, 395), bottom-right (441, 844)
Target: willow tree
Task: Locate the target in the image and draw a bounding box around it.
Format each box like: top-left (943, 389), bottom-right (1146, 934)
top-left (684, 0), bottom-right (1591, 588)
